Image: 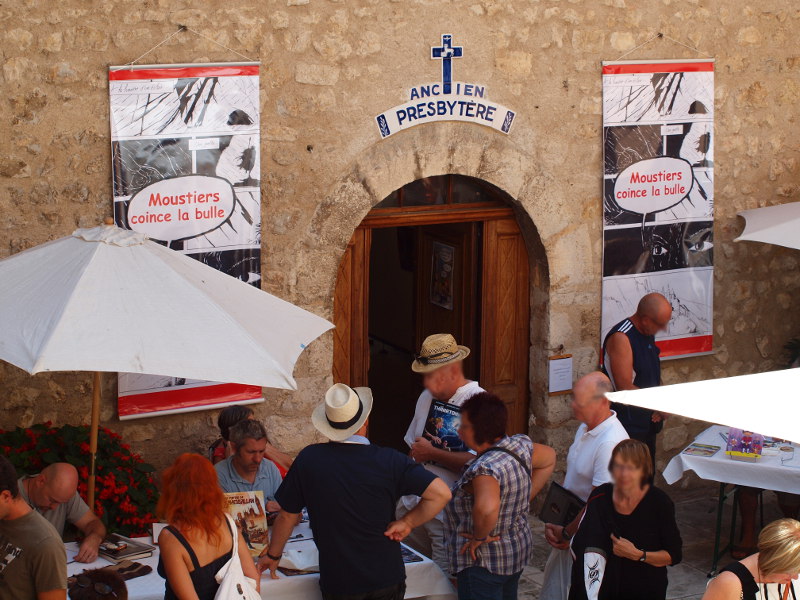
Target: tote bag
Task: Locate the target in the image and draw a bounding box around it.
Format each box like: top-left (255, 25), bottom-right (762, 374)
top-left (214, 514), bottom-right (261, 600)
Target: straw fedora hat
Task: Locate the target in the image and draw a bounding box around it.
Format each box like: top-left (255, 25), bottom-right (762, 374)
top-left (312, 383), bottom-right (373, 441)
top-left (411, 333), bottom-right (471, 374)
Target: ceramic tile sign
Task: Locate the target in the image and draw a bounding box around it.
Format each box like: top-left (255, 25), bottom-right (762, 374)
top-left (375, 34), bottom-right (516, 139)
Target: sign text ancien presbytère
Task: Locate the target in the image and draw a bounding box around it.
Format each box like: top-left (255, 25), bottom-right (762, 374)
top-left (375, 34), bottom-right (517, 139)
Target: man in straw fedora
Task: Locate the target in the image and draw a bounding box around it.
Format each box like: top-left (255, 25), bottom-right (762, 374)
top-left (397, 333), bottom-right (486, 572)
top-left (259, 383), bottom-right (451, 600)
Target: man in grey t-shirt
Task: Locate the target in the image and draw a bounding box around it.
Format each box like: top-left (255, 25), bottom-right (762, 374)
top-left (0, 456), bottom-right (67, 600)
top-left (18, 463), bottom-right (106, 563)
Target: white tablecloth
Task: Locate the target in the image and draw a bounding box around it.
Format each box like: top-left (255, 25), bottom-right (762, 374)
top-left (67, 533), bottom-right (456, 600)
top-left (663, 425), bottom-right (800, 494)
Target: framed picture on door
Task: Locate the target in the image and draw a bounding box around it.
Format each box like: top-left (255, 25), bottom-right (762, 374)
top-left (430, 241), bottom-right (455, 310)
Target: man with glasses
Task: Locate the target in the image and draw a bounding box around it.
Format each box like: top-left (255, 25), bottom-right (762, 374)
top-left (540, 372), bottom-right (628, 600)
top-left (603, 292), bottom-right (673, 471)
top-left (0, 456), bottom-right (67, 600)
top-left (397, 333), bottom-right (484, 573)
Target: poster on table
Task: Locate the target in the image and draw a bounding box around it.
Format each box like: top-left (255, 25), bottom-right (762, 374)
top-left (601, 59), bottom-right (714, 358)
top-left (108, 62), bottom-right (263, 418)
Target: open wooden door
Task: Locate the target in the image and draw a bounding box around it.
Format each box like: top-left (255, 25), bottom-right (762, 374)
top-left (332, 227), bottom-right (370, 387)
top-left (415, 222), bottom-right (481, 379)
top-left (480, 217), bottom-right (530, 434)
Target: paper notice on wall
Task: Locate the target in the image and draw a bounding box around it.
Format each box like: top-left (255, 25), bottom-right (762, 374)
top-left (601, 59), bottom-right (715, 359)
top-left (548, 355), bottom-right (573, 395)
top-left (108, 63), bottom-right (263, 418)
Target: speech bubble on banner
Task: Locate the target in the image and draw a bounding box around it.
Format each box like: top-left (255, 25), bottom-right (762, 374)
top-left (127, 175), bottom-right (235, 242)
top-left (613, 157), bottom-right (694, 215)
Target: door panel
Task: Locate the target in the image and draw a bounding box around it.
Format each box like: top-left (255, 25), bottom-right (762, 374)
top-left (332, 227), bottom-right (370, 387)
top-left (481, 218), bottom-right (530, 435)
top-left (333, 212), bottom-right (532, 438)
top-left (415, 223), bottom-right (480, 379)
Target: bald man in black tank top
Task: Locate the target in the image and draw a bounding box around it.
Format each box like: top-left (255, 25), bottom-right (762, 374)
top-left (603, 293), bottom-right (673, 470)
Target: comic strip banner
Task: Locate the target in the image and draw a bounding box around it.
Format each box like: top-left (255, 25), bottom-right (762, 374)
top-left (601, 59), bottom-right (714, 359)
top-left (109, 63), bottom-right (263, 419)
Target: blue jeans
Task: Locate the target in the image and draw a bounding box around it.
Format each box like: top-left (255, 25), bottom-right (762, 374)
top-left (456, 567), bottom-right (523, 600)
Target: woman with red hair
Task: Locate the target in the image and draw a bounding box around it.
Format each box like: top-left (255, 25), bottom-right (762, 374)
top-left (157, 453), bottom-right (260, 599)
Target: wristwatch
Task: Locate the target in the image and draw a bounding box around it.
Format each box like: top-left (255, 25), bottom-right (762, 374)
top-left (638, 549), bottom-right (647, 562)
top-left (266, 551), bottom-right (282, 561)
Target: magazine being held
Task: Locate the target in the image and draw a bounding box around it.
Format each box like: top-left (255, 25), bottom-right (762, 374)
top-left (423, 400), bottom-right (466, 453)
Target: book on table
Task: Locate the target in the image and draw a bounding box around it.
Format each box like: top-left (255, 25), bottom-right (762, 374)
top-left (98, 534), bottom-right (156, 563)
top-left (423, 399), bottom-right (466, 453)
top-left (538, 482), bottom-right (586, 527)
top-left (683, 443), bottom-right (721, 457)
top-left (223, 491), bottom-right (269, 559)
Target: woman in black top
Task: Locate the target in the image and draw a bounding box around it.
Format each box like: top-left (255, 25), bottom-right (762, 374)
top-left (156, 453), bottom-right (260, 600)
top-left (703, 518), bottom-right (800, 600)
top-left (569, 439), bottom-right (682, 600)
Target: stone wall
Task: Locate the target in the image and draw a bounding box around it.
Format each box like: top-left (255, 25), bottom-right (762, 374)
top-left (1, 0), bottom-right (798, 485)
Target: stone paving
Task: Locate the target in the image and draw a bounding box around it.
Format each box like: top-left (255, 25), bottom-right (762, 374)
top-left (518, 483), bottom-right (786, 599)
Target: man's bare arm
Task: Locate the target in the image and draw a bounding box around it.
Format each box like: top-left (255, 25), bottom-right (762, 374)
top-left (606, 332), bottom-right (639, 391)
top-left (73, 511), bottom-right (106, 563)
top-left (410, 437), bottom-right (473, 471)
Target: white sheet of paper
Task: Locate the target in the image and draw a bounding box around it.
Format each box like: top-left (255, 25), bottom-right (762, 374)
top-left (549, 356), bottom-right (573, 393)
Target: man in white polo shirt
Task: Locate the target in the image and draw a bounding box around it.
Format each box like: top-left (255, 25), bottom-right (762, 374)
top-left (540, 371), bottom-right (629, 600)
top-left (397, 333), bottom-right (484, 573)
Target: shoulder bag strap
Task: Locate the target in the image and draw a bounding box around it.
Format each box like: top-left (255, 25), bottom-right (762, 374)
top-left (224, 513), bottom-right (238, 556)
top-left (481, 446), bottom-right (531, 476)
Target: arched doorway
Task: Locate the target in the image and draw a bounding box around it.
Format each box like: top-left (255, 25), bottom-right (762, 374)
top-left (333, 175), bottom-right (531, 451)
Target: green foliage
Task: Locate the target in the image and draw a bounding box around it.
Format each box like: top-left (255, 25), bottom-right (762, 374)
top-left (0, 423), bottom-right (158, 537)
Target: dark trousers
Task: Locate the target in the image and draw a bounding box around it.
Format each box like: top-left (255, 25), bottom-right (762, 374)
top-left (456, 567), bottom-right (523, 600)
top-left (629, 431), bottom-right (657, 477)
top-left (322, 582), bottom-right (406, 600)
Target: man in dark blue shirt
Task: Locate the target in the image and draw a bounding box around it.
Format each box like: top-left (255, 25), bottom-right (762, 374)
top-left (258, 383), bottom-right (452, 600)
top-left (603, 292), bottom-right (672, 469)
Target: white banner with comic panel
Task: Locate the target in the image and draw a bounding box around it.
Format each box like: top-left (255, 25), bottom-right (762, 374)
top-left (601, 59), bottom-right (714, 359)
top-left (108, 62), bottom-right (263, 419)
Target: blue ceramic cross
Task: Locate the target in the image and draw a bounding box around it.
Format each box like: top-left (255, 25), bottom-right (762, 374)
top-left (431, 34), bottom-right (463, 95)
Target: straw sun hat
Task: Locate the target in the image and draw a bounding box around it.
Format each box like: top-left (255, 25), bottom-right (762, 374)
top-left (312, 383), bottom-right (374, 441)
top-left (411, 333), bottom-right (471, 374)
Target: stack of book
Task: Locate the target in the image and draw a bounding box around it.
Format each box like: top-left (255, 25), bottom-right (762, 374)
top-left (98, 534), bottom-right (156, 563)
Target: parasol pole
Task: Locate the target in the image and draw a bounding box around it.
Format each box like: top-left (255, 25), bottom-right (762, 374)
top-left (88, 372), bottom-right (101, 509)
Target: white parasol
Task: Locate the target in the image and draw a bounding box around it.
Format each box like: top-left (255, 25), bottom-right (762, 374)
top-left (606, 368), bottom-right (800, 443)
top-left (735, 201), bottom-right (800, 251)
top-left (0, 223), bottom-right (333, 504)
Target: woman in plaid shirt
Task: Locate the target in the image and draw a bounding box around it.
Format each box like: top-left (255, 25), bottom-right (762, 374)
top-left (444, 392), bottom-right (556, 599)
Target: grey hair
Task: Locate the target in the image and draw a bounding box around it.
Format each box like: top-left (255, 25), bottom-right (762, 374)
top-left (229, 419), bottom-right (268, 447)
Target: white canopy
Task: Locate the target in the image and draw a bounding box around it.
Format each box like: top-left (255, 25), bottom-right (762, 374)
top-left (606, 368), bottom-right (800, 443)
top-left (0, 224), bottom-right (333, 390)
top-left (735, 201), bottom-right (800, 251)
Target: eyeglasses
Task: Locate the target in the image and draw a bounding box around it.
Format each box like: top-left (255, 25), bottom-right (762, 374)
top-left (414, 351), bottom-right (454, 365)
top-left (71, 575), bottom-right (118, 598)
top-left (611, 462), bottom-right (640, 473)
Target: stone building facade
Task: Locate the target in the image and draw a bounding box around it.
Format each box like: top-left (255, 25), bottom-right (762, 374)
top-left (1, 0), bottom-right (798, 484)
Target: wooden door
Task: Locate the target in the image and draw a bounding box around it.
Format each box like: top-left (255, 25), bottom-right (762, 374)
top-left (415, 223), bottom-right (481, 379)
top-left (332, 227), bottom-right (370, 387)
top-left (480, 217), bottom-right (530, 434)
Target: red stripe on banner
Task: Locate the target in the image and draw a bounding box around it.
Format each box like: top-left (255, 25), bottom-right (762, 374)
top-left (109, 65), bottom-right (259, 81)
top-left (657, 335), bottom-right (713, 357)
top-left (602, 62), bottom-right (714, 75)
top-left (118, 383), bottom-right (262, 418)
